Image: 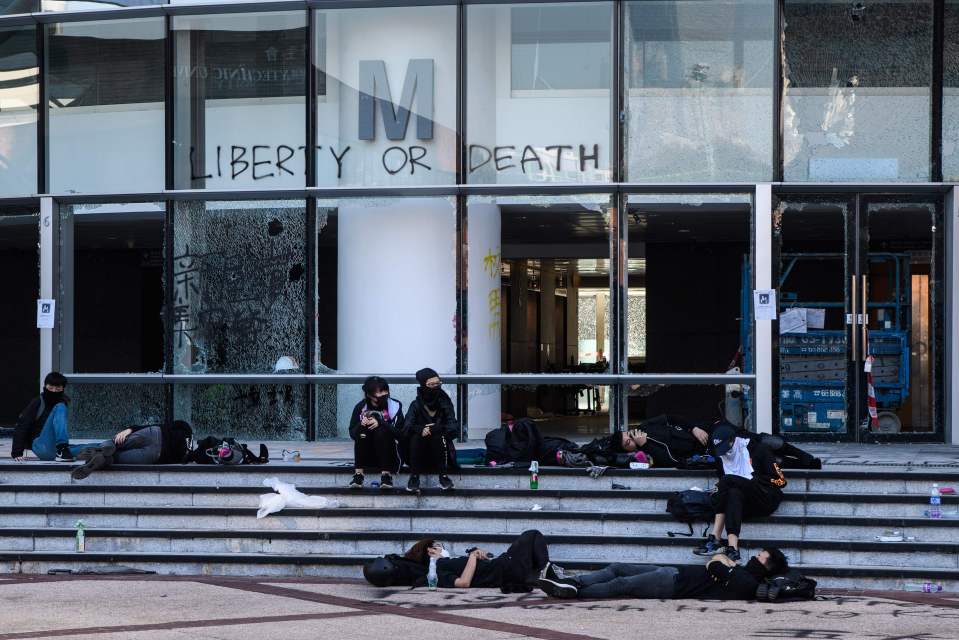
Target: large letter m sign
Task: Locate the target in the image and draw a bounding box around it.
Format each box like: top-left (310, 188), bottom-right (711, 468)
top-left (358, 59), bottom-right (434, 141)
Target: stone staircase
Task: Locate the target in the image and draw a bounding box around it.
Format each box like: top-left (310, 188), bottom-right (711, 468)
top-left (1, 462), bottom-right (958, 589)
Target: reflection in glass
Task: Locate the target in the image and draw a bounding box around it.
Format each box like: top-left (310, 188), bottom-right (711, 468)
top-left (48, 18), bottom-right (165, 193)
top-left (467, 2), bottom-right (612, 184)
top-left (0, 209), bottom-right (39, 426)
top-left (468, 384), bottom-right (610, 440)
top-left (0, 26), bottom-right (37, 195)
top-left (175, 383), bottom-right (307, 441)
top-left (314, 6), bottom-right (457, 186)
top-left (173, 12), bottom-right (306, 189)
top-left (172, 200), bottom-right (306, 374)
top-left (626, 0), bottom-right (774, 181)
top-left (783, 0), bottom-right (932, 181)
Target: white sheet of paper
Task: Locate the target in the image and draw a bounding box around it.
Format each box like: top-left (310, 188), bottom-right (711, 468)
top-left (753, 289), bottom-right (777, 320)
top-left (780, 307), bottom-right (807, 334)
top-left (806, 308), bottom-right (826, 329)
top-left (37, 299), bottom-right (55, 329)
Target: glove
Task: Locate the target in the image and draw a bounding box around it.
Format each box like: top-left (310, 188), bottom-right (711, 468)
top-left (587, 465), bottom-right (610, 479)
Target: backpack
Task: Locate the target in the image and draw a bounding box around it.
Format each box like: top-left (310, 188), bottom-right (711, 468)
top-left (484, 418), bottom-right (543, 465)
top-left (666, 489), bottom-right (716, 537)
top-left (755, 570), bottom-right (818, 602)
top-left (186, 436), bottom-right (268, 465)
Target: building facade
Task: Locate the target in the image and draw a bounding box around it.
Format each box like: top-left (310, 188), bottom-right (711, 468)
top-left (0, 0), bottom-right (956, 444)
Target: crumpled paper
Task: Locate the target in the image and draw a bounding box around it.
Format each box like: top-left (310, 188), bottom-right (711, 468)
top-left (256, 477), bottom-right (340, 518)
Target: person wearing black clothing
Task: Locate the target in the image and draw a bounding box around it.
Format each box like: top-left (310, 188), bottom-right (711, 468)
top-left (348, 376), bottom-right (404, 490)
top-left (12, 372), bottom-right (85, 462)
top-left (536, 547), bottom-right (788, 600)
top-left (70, 421), bottom-right (194, 480)
top-left (404, 367), bottom-right (458, 493)
top-left (695, 422), bottom-right (787, 561)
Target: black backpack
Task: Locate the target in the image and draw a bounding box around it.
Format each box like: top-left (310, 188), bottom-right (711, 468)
top-left (666, 489), bottom-right (716, 537)
top-left (484, 418), bottom-right (543, 465)
top-left (755, 570), bottom-right (818, 602)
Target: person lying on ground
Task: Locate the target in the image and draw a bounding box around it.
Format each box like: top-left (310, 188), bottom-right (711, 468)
top-left (363, 529), bottom-right (549, 592)
top-left (70, 421), bottom-right (194, 480)
top-left (694, 422), bottom-right (786, 562)
top-left (536, 547), bottom-right (788, 600)
top-left (403, 367), bottom-right (459, 493)
top-left (12, 372), bottom-right (88, 462)
top-left (348, 376), bottom-right (404, 490)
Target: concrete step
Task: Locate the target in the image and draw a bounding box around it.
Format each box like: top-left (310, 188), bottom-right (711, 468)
top-left (4, 551), bottom-right (958, 589)
top-left (3, 484), bottom-right (957, 519)
top-left (1, 506), bottom-right (957, 542)
top-left (3, 463), bottom-right (959, 495)
top-left (2, 529), bottom-right (959, 572)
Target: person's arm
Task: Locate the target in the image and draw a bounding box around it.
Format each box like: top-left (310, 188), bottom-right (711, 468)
top-left (436, 394), bottom-right (460, 439)
top-left (390, 402), bottom-right (405, 438)
top-left (348, 403), bottom-right (364, 440)
top-left (707, 555), bottom-right (761, 598)
top-left (453, 550), bottom-right (486, 588)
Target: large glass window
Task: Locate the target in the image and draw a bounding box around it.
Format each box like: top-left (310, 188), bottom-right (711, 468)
top-left (625, 0), bottom-right (774, 181)
top-left (47, 18), bottom-right (165, 193)
top-left (59, 202), bottom-right (165, 373)
top-left (172, 199), bottom-right (306, 374)
top-left (173, 12), bottom-right (306, 189)
top-left (313, 6), bottom-right (456, 187)
top-left (0, 207), bottom-right (39, 427)
top-left (0, 26), bottom-right (38, 195)
top-left (783, 0), bottom-right (932, 182)
top-left (1, 1), bottom-right (34, 13)
top-left (467, 2), bottom-right (612, 184)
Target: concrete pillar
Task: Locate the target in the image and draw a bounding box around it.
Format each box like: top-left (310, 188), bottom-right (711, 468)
top-left (755, 184), bottom-right (773, 434)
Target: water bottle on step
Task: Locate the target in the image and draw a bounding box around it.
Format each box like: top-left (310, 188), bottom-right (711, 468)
top-left (929, 484), bottom-right (942, 519)
top-left (904, 582), bottom-right (942, 592)
top-left (428, 557), bottom-right (438, 591)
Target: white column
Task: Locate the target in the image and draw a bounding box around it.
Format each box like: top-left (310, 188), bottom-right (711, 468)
top-left (336, 199), bottom-right (457, 435)
top-left (466, 202), bottom-right (502, 440)
top-left (39, 197), bottom-right (54, 383)
top-left (948, 187), bottom-right (959, 445)
top-left (754, 184), bottom-right (773, 434)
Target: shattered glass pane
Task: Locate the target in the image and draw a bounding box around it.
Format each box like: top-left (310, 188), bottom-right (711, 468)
top-left (172, 200), bottom-right (306, 374)
top-left (330, 383), bottom-right (460, 438)
top-left (942, 1), bottom-right (959, 180)
top-left (626, 0), bottom-right (774, 181)
top-left (173, 383), bottom-right (307, 441)
top-left (783, 0), bottom-right (932, 181)
top-left (627, 293), bottom-right (646, 358)
top-left (68, 383), bottom-right (165, 438)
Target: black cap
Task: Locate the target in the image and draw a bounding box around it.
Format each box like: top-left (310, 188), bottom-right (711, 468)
top-left (415, 367), bottom-right (439, 386)
top-left (710, 423), bottom-right (737, 456)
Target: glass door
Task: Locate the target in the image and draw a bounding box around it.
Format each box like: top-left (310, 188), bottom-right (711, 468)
top-left (773, 195), bottom-right (944, 442)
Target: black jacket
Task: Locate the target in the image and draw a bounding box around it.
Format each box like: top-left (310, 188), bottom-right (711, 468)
top-left (404, 391), bottom-right (459, 469)
top-left (637, 415), bottom-right (711, 468)
top-left (714, 433), bottom-right (787, 491)
top-left (348, 397), bottom-right (405, 441)
top-left (12, 395), bottom-right (69, 458)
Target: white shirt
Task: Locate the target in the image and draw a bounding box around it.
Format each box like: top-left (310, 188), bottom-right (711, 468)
top-left (720, 437), bottom-right (754, 480)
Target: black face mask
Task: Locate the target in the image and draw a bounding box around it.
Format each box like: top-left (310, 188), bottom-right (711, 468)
top-left (369, 395), bottom-right (389, 410)
top-left (42, 389), bottom-right (64, 406)
top-left (745, 557), bottom-right (769, 581)
top-left (419, 387), bottom-right (440, 407)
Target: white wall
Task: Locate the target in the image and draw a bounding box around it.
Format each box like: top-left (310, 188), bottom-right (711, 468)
top-left (467, 202), bottom-right (502, 439)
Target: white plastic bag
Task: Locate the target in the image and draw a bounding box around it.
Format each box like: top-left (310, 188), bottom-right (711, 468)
top-left (256, 476), bottom-right (340, 518)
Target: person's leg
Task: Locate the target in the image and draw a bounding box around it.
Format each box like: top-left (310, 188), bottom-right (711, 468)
top-left (353, 433), bottom-right (377, 473)
top-left (369, 426), bottom-right (398, 475)
top-left (577, 566), bottom-right (678, 599)
top-left (575, 563), bottom-right (660, 587)
top-left (29, 405), bottom-right (70, 460)
top-left (112, 429), bottom-right (162, 465)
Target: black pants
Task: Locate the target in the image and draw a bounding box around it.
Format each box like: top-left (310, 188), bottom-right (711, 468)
top-left (759, 434), bottom-right (820, 469)
top-left (408, 430), bottom-right (449, 474)
top-left (497, 529), bottom-right (550, 592)
top-left (353, 426), bottom-right (399, 473)
top-left (711, 475), bottom-right (782, 536)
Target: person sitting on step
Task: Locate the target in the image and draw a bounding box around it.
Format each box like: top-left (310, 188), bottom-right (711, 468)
top-left (348, 376), bottom-right (404, 490)
top-left (536, 547), bottom-right (789, 600)
top-left (403, 367), bottom-right (458, 493)
top-left (694, 422), bottom-right (787, 562)
top-left (70, 420), bottom-right (194, 480)
top-left (12, 372), bottom-right (86, 463)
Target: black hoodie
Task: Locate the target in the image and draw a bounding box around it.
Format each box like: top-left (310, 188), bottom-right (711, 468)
top-left (12, 393), bottom-right (69, 458)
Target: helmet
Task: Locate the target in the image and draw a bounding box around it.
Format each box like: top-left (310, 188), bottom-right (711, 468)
top-left (273, 356), bottom-right (300, 373)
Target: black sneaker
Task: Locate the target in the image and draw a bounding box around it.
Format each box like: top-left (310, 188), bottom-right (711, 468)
top-left (55, 444), bottom-right (74, 462)
top-left (71, 452), bottom-right (112, 481)
top-left (406, 474), bottom-right (421, 493)
top-left (693, 534), bottom-right (723, 556)
top-left (438, 475), bottom-right (454, 491)
top-left (725, 547), bottom-right (741, 563)
top-left (536, 577), bottom-right (578, 599)
top-left (380, 473), bottom-right (394, 490)
top-left (349, 473), bottom-right (364, 489)
top-left (540, 562), bottom-right (567, 582)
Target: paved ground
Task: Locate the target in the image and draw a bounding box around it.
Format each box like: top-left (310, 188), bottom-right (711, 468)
top-left (0, 575), bottom-right (955, 640)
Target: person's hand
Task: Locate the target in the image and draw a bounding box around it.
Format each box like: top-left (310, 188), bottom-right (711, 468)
top-left (692, 427), bottom-right (709, 447)
top-left (13, 456), bottom-right (24, 462)
top-left (422, 426), bottom-right (431, 437)
top-left (114, 428), bottom-right (133, 445)
top-left (470, 548), bottom-right (491, 559)
top-left (629, 428), bottom-right (647, 447)
top-left (360, 414), bottom-right (375, 427)
top-left (710, 553), bottom-right (737, 567)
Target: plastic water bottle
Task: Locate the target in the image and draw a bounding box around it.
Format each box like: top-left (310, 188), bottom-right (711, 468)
top-left (529, 461), bottom-right (539, 490)
top-left (427, 557), bottom-right (438, 591)
top-left (929, 484), bottom-right (942, 519)
top-left (904, 582), bottom-right (943, 592)
top-left (75, 520), bottom-right (86, 553)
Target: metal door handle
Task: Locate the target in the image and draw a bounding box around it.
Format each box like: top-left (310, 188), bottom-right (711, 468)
top-left (850, 275), bottom-right (858, 362)
top-left (861, 274), bottom-right (868, 361)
